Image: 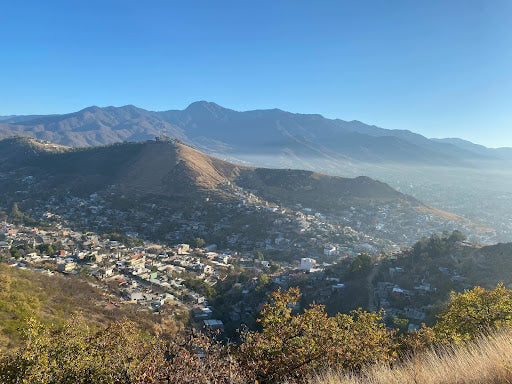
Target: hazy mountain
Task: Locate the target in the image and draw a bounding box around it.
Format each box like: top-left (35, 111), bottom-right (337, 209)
top-left (0, 102), bottom-right (505, 168)
top-left (432, 137), bottom-right (512, 161)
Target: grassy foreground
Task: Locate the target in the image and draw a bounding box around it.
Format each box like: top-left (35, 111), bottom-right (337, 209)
top-left (317, 330), bottom-right (512, 384)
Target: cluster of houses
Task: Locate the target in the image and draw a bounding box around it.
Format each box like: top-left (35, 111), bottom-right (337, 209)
top-left (8, 170), bottom-right (481, 274)
top-left (0, 222), bottom-right (236, 332)
top-left (371, 259), bottom-right (473, 330)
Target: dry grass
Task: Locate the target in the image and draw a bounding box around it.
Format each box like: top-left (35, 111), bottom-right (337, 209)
top-left (413, 205), bottom-right (463, 222)
top-left (316, 331), bottom-right (512, 384)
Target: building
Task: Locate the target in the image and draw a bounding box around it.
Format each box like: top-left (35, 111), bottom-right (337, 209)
top-left (177, 244), bottom-right (190, 255)
top-left (299, 257), bottom-right (316, 272)
top-left (203, 319), bottom-right (224, 332)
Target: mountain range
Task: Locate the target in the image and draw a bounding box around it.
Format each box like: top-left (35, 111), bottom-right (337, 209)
top-left (1, 102), bottom-right (510, 170)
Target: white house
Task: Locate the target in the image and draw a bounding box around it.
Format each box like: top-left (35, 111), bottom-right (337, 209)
top-left (299, 258), bottom-right (316, 272)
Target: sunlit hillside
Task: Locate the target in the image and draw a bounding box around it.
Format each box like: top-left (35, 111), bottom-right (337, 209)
top-left (317, 330), bottom-right (512, 384)
top-left (0, 264), bottom-right (181, 351)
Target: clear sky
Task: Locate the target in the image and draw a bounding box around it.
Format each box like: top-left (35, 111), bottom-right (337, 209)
top-left (1, 1), bottom-right (511, 147)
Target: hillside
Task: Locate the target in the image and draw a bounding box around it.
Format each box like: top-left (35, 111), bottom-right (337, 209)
top-left (317, 330), bottom-right (512, 384)
top-left (0, 102), bottom-right (506, 168)
top-left (114, 140), bottom-right (244, 198)
top-left (0, 264), bottom-right (180, 351)
top-left (459, 243), bottom-right (512, 288)
top-left (0, 137), bottom-right (471, 250)
top-left (236, 168), bottom-right (420, 212)
top-left (0, 136), bottom-right (68, 166)
top-left (0, 137), bottom-right (450, 214)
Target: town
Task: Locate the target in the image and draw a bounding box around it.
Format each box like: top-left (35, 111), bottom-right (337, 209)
top-left (1, 206), bottom-right (480, 337)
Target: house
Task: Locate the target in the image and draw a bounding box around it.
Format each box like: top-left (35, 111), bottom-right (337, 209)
top-left (192, 306), bottom-right (212, 320)
top-left (194, 263), bottom-right (213, 275)
top-left (98, 267), bottom-right (114, 278)
top-left (215, 254), bottom-right (230, 264)
top-left (404, 307), bottom-right (426, 321)
top-left (129, 291), bottom-right (144, 302)
top-left (331, 283), bottom-right (346, 291)
top-left (299, 258), bottom-right (316, 272)
top-left (203, 319), bottom-right (224, 332)
top-left (26, 252), bottom-right (39, 260)
top-left (204, 244), bottom-right (218, 252)
top-left (57, 261), bottom-right (76, 273)
top-left (129, 253), bottom-right (145, 266)
top-left (392, 287), bottom-right (404, 297)
top-left (177, 244), bottom-right (190, 254)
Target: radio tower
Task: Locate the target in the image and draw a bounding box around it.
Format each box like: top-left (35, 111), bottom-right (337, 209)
top-left (157, 122), bottom-right (170, 141)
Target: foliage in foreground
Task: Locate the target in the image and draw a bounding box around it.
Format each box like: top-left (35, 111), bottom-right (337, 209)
top-left (0, 264), bottom-right (180, 350)
top-left (433, 283), bottom-right (512, 344)
top-left (0, 317), bottom-right (245, 384)
top-left (3, 283), bottom-right (512, 383)
top-left (239, 288), bottom-right (396, 383)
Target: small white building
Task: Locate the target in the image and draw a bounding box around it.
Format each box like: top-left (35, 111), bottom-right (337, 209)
top-left (299, 258), bottom-right (316, 272)
top-left (177, 244), bottom-right (190, 255)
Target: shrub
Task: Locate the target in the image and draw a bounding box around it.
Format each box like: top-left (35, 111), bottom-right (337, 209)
top-left (433, 283), bottom-right (512, 343)
top-left (239, 288), bottom-right (396, 383)
top-left (0, 317), bottom-right (247, 384)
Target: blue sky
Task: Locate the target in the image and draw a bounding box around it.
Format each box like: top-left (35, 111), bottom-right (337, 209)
top-left (1, 1), bottom-right (511, 147)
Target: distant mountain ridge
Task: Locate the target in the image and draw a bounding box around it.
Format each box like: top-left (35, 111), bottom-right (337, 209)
top-left (0, 102), bottom-right (509, 168)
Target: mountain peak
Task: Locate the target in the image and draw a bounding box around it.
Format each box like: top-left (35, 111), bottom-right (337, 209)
top-left (80, 105), bottom-right (102, 113)
top-left (185, 101), bottom-right (229, 116)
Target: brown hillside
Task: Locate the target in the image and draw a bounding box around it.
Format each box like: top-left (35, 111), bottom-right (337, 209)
top-left (0, 138), bottom-right (464, 228)
top-left (116, 141), bottom-right (246, 197)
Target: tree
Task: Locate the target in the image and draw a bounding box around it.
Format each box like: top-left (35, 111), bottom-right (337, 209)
top-left (239, 288), bottom-right (396, 383)
top-left (9, 247), bottom-right (21, 260)
top-left (255, 273), bottom-right (271, 293)
top-left (391, 316), bottom-right (409, 335)
top-left (350, 253), bottom-right (372, 275)
top-left (37, 244), bottom-right (54, 256)
top-left (193, 237), bottom-right (205, 248)
top-left (433, 284), bottom-right (512, 344)
top-left (8, 203), bottom-right (23, 224)
top-left (426, 233), bottom-right (445, 258)
top-left (449, 230), bottom-right (467, 243)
